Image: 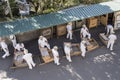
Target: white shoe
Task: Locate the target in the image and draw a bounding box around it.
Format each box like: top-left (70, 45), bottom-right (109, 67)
top-left (57, 63), bottom-right (60, 65)
top-left (2, 56), bottom-right (6, 59)
top-left (69, 60), bottom-right (72, 62)
top-left (7, 54), bottom-right (10, 56)
top-left (33, 63), bottom-right (36, 67)
top-left (29, 67), bottom-right (32, 70)
top-left (110, 49), bottom-right (113, 51)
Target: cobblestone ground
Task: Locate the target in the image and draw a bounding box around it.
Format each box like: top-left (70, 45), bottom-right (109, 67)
top-left (0, 26), bottom-right (120, 80)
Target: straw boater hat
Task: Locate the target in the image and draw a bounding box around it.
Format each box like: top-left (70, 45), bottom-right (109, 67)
top-left (39, 35), bottom-right (43, 39)
top-left (53, 46), bottom-right (58, 50)
top-left (0, 37), bottom-right (2, 41)
top-left (10, 35), bottom-right (14, 39)
top-left (65, 43), bottom-right (71, 47)
top-left (81, 40), bottom-right (86, 44)
top-left (82, 24), bottom-right (86, 28)
top-left (24, 48), bottom-right (28, 54)
top-left (68, 22), bottom-right (72, 25)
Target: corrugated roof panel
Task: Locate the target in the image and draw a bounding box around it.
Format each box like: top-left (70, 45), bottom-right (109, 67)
top-left (0, 1), bottom-right (120, 36)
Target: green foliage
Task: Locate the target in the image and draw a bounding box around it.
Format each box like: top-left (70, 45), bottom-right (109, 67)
top-left (0, 0), bottom-right (110, 21)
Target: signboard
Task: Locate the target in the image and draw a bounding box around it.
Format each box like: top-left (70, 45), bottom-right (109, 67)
top-left (40, 27), bottom-right (52, 39)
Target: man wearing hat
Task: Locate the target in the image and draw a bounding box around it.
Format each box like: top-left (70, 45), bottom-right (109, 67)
top-left (52, 46), bottom-right (60, 65)
top-left (66, 22), bottom-right (73, 40)
top-left (23, 49), bottom-right (36, 69)
top-left (9, 34), bottom-right (17, 48)
top-left (0, 38), bottom-right (10, 59)
top-left (107, 32), bottom-right (117, 51)
top-left (80, 24), bottom-right (91, 40)
top-left (80, 40), bottom-right (87, 58)
top-left (64, 43), bottom-right (72, 62)
top-left (38, 36), bottom-right (50, 49)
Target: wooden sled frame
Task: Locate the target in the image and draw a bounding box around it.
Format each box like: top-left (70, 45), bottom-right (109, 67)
top-left (63, 38), bottom-right (99, 57)
top-left (99, 33), bottom-right (108, 46)
top-left (39, 47), bottom-right (54, 65)
top-left (11, 51), bottom-right (28, 69)
top-left (86, 38), bottom-right (99, 51)
top-left (64, 42), bottom-right (81, 56)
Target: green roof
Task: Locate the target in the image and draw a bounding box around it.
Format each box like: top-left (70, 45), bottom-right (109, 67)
top-left (0, 1), bottom-right (120, 37)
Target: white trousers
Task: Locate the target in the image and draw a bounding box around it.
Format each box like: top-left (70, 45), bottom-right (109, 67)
top-left (54, 56), bottom-right (60, 65)
top-left (83, 32), bottom-right (91, 39)
top-left (12, 40), bottom-right (17, 48)
top-left (2, 48), bottom-right (10, 58)
top-left (81, 49), bottom-right (86, 57)
top-left (26, 59), bottom-right (36, 69)
top-left (107, 41), bottom-right (114, 50)
top-left (107, 28), bottom-right (114, 35)
top-left (67, 31), bottom-right (72, 39)
top-left (65, 53), bottom-right (72, 62)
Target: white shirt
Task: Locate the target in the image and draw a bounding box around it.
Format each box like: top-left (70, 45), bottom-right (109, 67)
top-left (0, 41), bottom-right (8, 49)
top-left (66, 24), bottom-right (72, 31)
top-left (38, 37), bottom-right (47, 48)
top-left (52, 49), bottom-right (59, 57)
top-left (108, 34), bottom-right (117, 42)
top-left (64, 46), bottom-right (71, 54)
top-left (15, 43), bottom-right (24, 51)
top-left (81, 27), bottom-right (88, 34)
top-left (23, 53), bottom-right (32, 61)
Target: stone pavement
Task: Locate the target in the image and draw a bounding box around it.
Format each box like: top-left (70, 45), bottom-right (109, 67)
top-left (0, 26), bottom-right (120, 80)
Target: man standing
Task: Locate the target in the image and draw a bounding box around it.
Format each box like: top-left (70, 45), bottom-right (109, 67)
top-left (10, 34), bottom-right (17, 48)
top-left (80, 40), bottom-right (87, 58)
top-left (64, 43), bottom-right (72, 62)
top-left (80, 24), bottom-right (91, 40)
top-left (66, 22), bottom-right (73, 40)
top-left (23, 49), bottom-right (36, 69)
top-left (107, 33), bottom-right (117, 51)
top-left (52, 46), bottom-right (60, 65)
top-left (0, 38), bottom-right (10, 59)
top-left (38, 36), bottom-right (50, 49)
top-left (106, 24), bottom-right (115, 35)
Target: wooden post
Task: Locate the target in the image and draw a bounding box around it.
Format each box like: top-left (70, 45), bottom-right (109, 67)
top-left (6, 0), bottom-right (13, 19)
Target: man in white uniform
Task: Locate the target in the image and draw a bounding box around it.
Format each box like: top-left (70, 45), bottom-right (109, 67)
top-left (106, 24), bottom-right (115, 35)
top-left (52, 46), bottom-right (60, 65)
top-left (80, 40), bottom-right (87, 58)
top-left (107, 33), bottom-right (117, 51)
top-left (15, 43), bottom-right (25, 52)
top-left (0, 38), bottom-right (10, 59)
top-left (10, 34), bottom-right (17, 48)
top-left (66, 22), bottom-right (73, 40)
top-left (80, 24), bottom-right (91, 40)
top-left (64, 43), bottom-right (72, 62)
top-left (38, 36), bottom-right (50, 49)
top-left (23, 49), bottom-right (36, 69)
